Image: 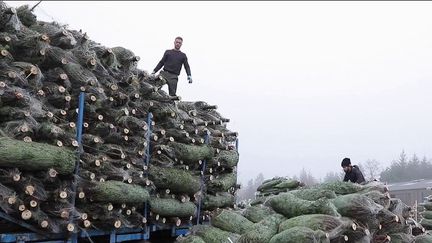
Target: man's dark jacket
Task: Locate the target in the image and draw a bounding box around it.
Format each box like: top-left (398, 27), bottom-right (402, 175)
top-left (343, 165), bottom-right (365, 184)
top-left (153, 49), bottom-right (191, 76)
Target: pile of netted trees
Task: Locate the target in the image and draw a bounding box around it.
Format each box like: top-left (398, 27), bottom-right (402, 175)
top-left (178, 179), bottom-right (432, 243)
top-left (0, 2), bottom-right (239, 233)
top-left (420, 195), bottom-right (432, 232)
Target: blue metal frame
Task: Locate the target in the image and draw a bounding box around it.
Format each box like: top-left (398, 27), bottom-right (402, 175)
top-left (0, 211), bottom-right (45, 235)
top-left (171, 226), bottom-right (191, 237)
top-left (0, 227), bottom-right (152, 243)
top-left (195, 134), bottom-right (210, 225)
top-left (143, 112), bottom-right (153, 225)
top-left (69, 92), bottom-right (85, 243)
top-left (0, 232), bottom-right (71, 243)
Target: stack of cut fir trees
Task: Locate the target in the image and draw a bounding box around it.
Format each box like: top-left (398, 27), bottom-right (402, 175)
top-left (420, 195), bottom-right (432, 233)
top-left (0, 2), bottom-right (239, 234)
top-left (178, 178), bottom-right (432, 243)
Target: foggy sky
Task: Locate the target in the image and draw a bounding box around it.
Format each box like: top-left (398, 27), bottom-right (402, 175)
top-left (6, 1), bottom-right (432, 184)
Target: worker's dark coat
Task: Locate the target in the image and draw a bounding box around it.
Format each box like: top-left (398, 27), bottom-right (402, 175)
top-left (343, 165), bottom-right (366, 184)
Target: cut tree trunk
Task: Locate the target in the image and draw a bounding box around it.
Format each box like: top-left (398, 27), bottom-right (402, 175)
top-left (86, 180), bottom-right (149, 204)
top-left (207, 172), bottom-right (237, 194)
top-left (169, 142), bottom-right (214, 163)
top-left (202, 192), bottom-right (235, 210)
top-left (148, 166), bottom-right (201, 195)
top-left (149, 197), bottom-right (197, 217)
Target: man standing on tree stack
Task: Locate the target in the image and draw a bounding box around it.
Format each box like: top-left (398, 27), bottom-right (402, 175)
top-left (151, 36), bottom-right (192, 96)
top-left (341, 157), bottom-right (366, 184)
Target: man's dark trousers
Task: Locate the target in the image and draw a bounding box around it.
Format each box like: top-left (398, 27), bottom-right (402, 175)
top-left (160, 70), bottom-right (178, 96)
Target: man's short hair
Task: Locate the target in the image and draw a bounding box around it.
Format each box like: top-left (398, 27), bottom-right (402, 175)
top-left (341, 158), bottom-right (351, 167)
top-left (175, 36), bottom-right (183, 41)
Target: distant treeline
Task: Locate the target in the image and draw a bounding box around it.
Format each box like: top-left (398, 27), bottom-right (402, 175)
top-left (380, 151), bottom-right (432, 183)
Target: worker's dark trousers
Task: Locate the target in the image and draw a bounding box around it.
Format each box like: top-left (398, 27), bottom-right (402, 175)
top-left (160, 71), bottom-right (179, 96)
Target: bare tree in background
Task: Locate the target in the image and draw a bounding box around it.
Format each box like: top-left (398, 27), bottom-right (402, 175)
top-left (236, 173), bottom-right (265, 202)
top-left (323, 171), bottom-right (343, 183)
top-left (253, 173), bottom-right (265, 189)
top-left (299, 168), bottom-right (318, 186)
top-left (358, 159), bottom-right (382, 181)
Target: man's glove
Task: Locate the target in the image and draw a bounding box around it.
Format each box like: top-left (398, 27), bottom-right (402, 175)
top-left (188, 75), bottom-right (193, 84)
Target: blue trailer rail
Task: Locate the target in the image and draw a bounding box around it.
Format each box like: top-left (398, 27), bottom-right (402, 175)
top-left (0, 93), bottom-right (238, 242)
top-left (0, 224), bottom-right (195, 243)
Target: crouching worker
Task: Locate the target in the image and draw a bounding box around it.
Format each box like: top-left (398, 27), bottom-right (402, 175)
top-left (341, 157), bottom-right (365, 184)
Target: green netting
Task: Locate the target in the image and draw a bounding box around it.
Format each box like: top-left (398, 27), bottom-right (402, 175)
top-left (278, 214), bottom-right (347, 233)
top-left (313, 181), bottom-right (364, 195)
top-left (176, 235), bottom-right (206, 243)
top-left (266, 192), bottom-right (340, 218)
top-left (149, 197), bottom-right (196, 217)
top-left (331, 193), bottom-right (382, 226)
top-left (207, 172), bottom-right (237, 194)
top-left (238, 214), bottom-right (285, 243)
top-left (242, 204), bottom-right (276, 223)
top-left (361, 190), bottom-right (390, 209)
top-left (211, 209), bottom-right (254, 234)
top-left (387, 233), bottom-right (415, 243)
top-left (421, 218), bottom-right (432, 230)
top-left (202, 192), bottom-right (235, 210)
top-left (269, 226), bottom-right (329, 243)
top-left (289, 188), bottom-right (337, 201)
top-left (415, 234), bottom-right (432, 243)
top-left (190, 225), bottom-right (240, 243)
top-left (422, 211), bottom-right (432, 220)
